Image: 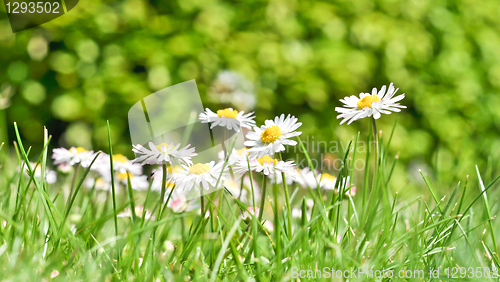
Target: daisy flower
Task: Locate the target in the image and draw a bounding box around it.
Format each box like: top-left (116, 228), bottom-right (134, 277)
top-left (235, 155), bottom-right (297, 180)
top-left (84, 177), bottom-right (112, 192)
top-left (166, 192), bottom-right (200, 213)
top-left (268, 168), bottom-right (296, 185)
top-left (242, 206), bottom-right (259, 221)
top-left (52, 147), bottom-right (97, 168)
top-left (111, 154), bottom-right (143, 175)
top-left (57, 163), bottom-right (73, 174)
top-left (163, 241), bottom-right (175, 254)
top-left (291, 208), bottom-right (312, 221)
top-left (118, 206), bottom-right (154, 220)
top-left (320, 173), bottom-right (355, 195)
top-left (223, 178), bottom-right (248, 201)
top-left (199, 108), bottom-right (255, 132)
top-left (174, 161), bottom-right (227, 192)
top-left (263, 221), bottom-right (274, 232)
top-left (335, 82), bottom-right (406, 125)
top-left (296, 167), bottom-right (321, 189)
top-left (116, 172), bottom-right (150, 191)
top-left (218, 147), bottom-right (248, 166)
top-left (132, 142), bottom-right (196, 166)
top-left (94, 153), bottom-right (143, 178)
top-left (208, 71), bottom-right (256, 111)
top-left (22, 162), bottom-right (57, 184)
top-left (150, 165), bottom-right (182, 192)
top-left (319, 172), bottom-right (338, 190)
top-left (223, 176), bottom-right (260, 202)
top-left (244, 114), bottom-right (302, 158)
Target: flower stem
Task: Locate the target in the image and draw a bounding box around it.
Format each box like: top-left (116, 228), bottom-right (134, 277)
top-left (159, 163), bottom-right (167, 220)
top-left (278, 153), bottom-right (292, 239)
top-left (200, 190), bottom-right (205, 216)
top-left (282, 172), bottom-right (293, 240)
top-left (371, 117), bottom-right (379, 174)
top-left (272, 180), bottom-right (282, 278)
top-left (65, 163), bottom-right (80, 215)
top-left (258, 178), bottom-right (267, 222)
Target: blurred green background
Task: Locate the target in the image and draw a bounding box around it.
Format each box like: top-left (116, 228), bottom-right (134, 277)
top-left (1, 0), bottom-right (500, 190)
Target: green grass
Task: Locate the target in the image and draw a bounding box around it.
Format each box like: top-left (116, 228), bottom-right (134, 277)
top-left (0, 120), bottom-right (499, 281)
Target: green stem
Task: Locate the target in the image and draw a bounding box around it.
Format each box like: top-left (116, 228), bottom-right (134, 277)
top-left (65, 163), bottom-right (80, 215)
top-left (278, 153), bottom-right (292, 239)
top-left (159, 163), bottom-right (167, 219)
top-left (273, 180), bottom-right (282, 279)
top-left (371, 117), bottom-right (379, 175)
top-left (282, 172), bottom-right (292, 240)
top-left (200, 190), bottom-right (205, 217)
top-left (107, 121), bottom-right (119, 261)
top-left (258, 178), bottom-right (267, 222)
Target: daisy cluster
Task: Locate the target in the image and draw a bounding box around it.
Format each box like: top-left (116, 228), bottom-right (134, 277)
top-left (44, 82), bottom-right (404, 220)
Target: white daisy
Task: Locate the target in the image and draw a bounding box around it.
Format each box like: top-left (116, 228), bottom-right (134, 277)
top-left (263, 221), bottom-right (274, 232)
top-left (46, 170), bottom-right (57, 184)
top-left (150, 165), bottom-right (188, 193)
top-left (319, 172), bottom-right (338, 190)
top-left (208, 71), bottom-right (256, 111)
top-left (174, 161), bottom-right (227, 192)
top-left (244, 114), bottom-right (302, 158)
top-left (348, 186), bottom-right (357, 196)
top-left (118, 206), bottom-right (154, 220)
top-left (132, 142), bottom-right (196, 166)
top-left (116, 172), bottom-right (150, 191)
top-left (199, 108), bottom-right (255, 132)
top-left (218, 147), bottom-right (248, 166)
top-left (241, 207), bottom-right (259, 220)
top-left (163, 241), bottom-right (175, 253)
top-left (111, 154), bottom-right (143, 174)
top-left (84, 177), bottom-right (112, 192)
top-left (57, 163), bottom-right (73, 174)
top-left (268, 168), bottom-right (295, 185)
top-left (223, 178), bottom-right (248, 201)
top-left (291, 208), bottom-right (312, 221)
top-left (166, 191), bottom-right (200, 213)
top-left (296, 167), bottom-right (321, 189)
top-left (22, 162), bottom-right (57, 184)
top-left (335, 82), bottom-right (406, 125)
top-left (320, 173), bottom-right (355, 195)
top-left (94, 153), bottom-right (143, 178)
top-left (52, 147), bottom-right (97, 168)
top-left (235, 155), bottom-right (296, 180)
top-left (223, 176), bottom-right (260, 202)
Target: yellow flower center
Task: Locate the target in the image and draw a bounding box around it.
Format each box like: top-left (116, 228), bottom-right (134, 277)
top-left (95, 178), bottom-right (108, 186)
top-left (134, 207), bottom-right (145, 217)
top-left (357, 95), bottom-right (380, 109)
top-left (117, 172), bottom-right (134, 180)
top-left (189, 163), bottom-right (210, 175)
top-left (260, 126), bottom-right (282, 144)
top-left (322, 173), bottom-right (336, 182)
top-left (236, 148), bottom-right (247, 155)
top-left (155, 142), bottom-right (173, 151)
top-left (257, 155), bottom-right (278, 166)
top-left (217, 108), bottom-right (238, 119)
top-left (113, 154), bottom-right (128, 163)
top-left (71, 147), bottom-right (87, 154)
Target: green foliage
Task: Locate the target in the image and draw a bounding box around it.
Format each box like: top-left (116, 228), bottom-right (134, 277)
top-left (1, 0), bottom-right (500, 186)
top-left (0, 125), bottom-right (499, 280)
